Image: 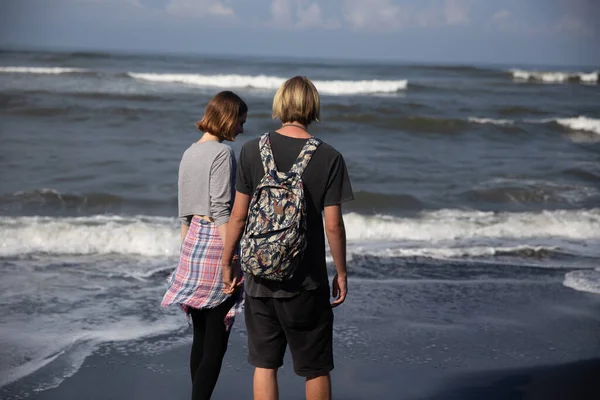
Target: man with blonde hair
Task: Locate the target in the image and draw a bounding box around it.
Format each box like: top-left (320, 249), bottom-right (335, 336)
top-left (222, 76), bottom-right (353, 400)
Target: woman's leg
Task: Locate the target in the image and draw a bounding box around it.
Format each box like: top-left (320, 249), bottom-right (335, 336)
top-left (189, 307), bottom-right (208, 382)
top-left (191, 297), bottom-right (235, 400)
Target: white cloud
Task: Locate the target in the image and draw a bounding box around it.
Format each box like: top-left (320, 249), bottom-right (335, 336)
top-left (555, 15), bottom-right (594, 35)
top-left (297, 3), bottom-right (323, 27)
top-left (343, 0), bottom-right (408, 30)
top-left (416, 0), bottom-right (470, 28)
top-left (271, 0), bottom-right (293, 25)
top-left (73, 0), bottom-right (143, 7)
top-left (553, 0), bottom-right (596, 35)
top-left (492, 10), bottom-right (510, 21)
top-left (443, 0), bottom-right (469, 25)
top-left (165, 0), bottom-right (235, 18)
top-left (268, 0), bottom-right (339, 29)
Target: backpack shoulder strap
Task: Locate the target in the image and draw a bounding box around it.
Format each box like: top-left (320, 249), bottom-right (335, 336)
top-left (290, 137), bottom-right (322, 177)
top-left (259, 133), bottom-right (277, 175)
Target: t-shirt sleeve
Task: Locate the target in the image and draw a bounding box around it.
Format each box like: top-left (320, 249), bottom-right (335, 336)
top-left (235, 143), bottom-right (253, 196)
top-left (323, 152), bottom-right (354, 207)
top-left (209, 148), bottom-right (234, 227)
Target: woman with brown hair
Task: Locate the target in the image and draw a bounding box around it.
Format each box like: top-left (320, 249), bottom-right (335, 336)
top-left (162, 90), bottom-right (247, 400)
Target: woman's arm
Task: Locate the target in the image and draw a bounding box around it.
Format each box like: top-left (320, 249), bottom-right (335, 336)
top-left (217, 222), bottom-right (228, 245)
top-left (180, 222), bottom-right (190, 243)
top-left (210, 149), bottom-right (235, 228)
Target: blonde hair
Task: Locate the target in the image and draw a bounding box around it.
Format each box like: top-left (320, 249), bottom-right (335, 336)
top-left (196, 91), bottom-right (248, 141)
top-left (272, 76), bottom-right (320, 125)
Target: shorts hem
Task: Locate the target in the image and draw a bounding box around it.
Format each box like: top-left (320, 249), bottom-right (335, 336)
top-left (294, 365), bottom-right (334, 378)
top-left (248, 359), bottom-right (284, 370)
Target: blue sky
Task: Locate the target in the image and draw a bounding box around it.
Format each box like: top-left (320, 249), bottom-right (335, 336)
top-left (1, 0), bottom-right (599, 65)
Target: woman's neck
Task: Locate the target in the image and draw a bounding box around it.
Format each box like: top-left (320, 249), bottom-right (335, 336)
top-left (197, 132), bottom-right (222, 143)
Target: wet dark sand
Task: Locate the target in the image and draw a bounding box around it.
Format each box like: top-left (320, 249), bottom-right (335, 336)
top-left (21, 340), bottom-right (600, 400)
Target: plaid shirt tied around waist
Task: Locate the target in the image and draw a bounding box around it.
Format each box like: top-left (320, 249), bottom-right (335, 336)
top-left (161, 216), bottom-right (243, 330)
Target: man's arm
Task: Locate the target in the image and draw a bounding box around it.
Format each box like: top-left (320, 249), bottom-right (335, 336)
top-left (222, 191), bottom-right (250, 293)
top-left (324, 204), bottom-right (348, 307)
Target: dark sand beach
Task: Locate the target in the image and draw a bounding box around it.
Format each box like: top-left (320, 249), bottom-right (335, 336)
top-left (18, 335), bottom-right (600, 400)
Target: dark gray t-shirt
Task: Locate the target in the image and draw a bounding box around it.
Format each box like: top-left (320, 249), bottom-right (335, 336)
top-left (236, 132), bottom-right (354, 298)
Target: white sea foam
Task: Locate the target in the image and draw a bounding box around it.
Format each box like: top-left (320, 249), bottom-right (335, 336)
top-left (563, 269), bottom-right (600, 295)
top-left (0, 231), bottom-right (187, 391)
top-left (0, 215), bottom-right (179, 257)
top-left (343, 209), bottom-right (600, 260)
top-left (468, 117), bottom-right (514, 126)
top-left (0, 317), bottom-right (183, 390)
top-left (1, 210), bottom-right (599, 259)
top-left (555, 116), bottom-right (600, 135)
top-left (467, 115), bottom-right (600, 135)
top-left (510, 69), bottom-right (598, 83)
top-left (328, 245), bottom-right (570, 267)
top-left (0, 349), bottom-right (64, 388)
top-left (0, 66), bottom-right (87, 74)
top-left (127, 72), bottom-right (408, 95)
top-left (343, 209), bottom-right (600, 243)
top-left (362, 245), bottom-right (560, 259)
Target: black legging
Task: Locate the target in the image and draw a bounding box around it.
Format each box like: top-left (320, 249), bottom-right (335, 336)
top-left (189, 296), bottom-right (235, 400)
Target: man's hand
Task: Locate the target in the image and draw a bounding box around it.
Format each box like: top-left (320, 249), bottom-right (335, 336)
top-left (222, 257), bottom-right (243, 295)
top-left (331, 273), bottom-right (347, 308)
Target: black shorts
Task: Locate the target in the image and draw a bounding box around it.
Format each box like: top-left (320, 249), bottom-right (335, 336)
top-left (244, 287), bottom-right (334, 378)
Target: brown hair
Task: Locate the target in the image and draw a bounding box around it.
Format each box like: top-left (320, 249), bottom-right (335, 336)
top-left (272, 76), bottom-right (320, 125)
top-left (196, 91), bottom-right (248, 141)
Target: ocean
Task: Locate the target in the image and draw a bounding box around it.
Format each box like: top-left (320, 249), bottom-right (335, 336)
top-left (1, 50), bottom-right (599, 399)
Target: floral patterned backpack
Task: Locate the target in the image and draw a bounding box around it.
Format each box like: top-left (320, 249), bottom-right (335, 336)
top-left (240, 132), bottom-right (321, 281)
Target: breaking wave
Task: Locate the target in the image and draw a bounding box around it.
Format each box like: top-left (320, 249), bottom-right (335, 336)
top-left (127, 72), bottom-right (408, 95)
top-left (563, 269), bottom-right (600, 295)
top-left (468, 115), bottom-right (600, 135)
top-left (510, 69), bottom-right (598, 83)
top-left (0, 66), bottom-right (88, 74)
top-left (1, 209), bottom-right (598, 259)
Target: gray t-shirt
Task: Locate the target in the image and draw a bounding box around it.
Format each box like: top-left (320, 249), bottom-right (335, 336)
top-left (178, 141), bottom-right (236, 227)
